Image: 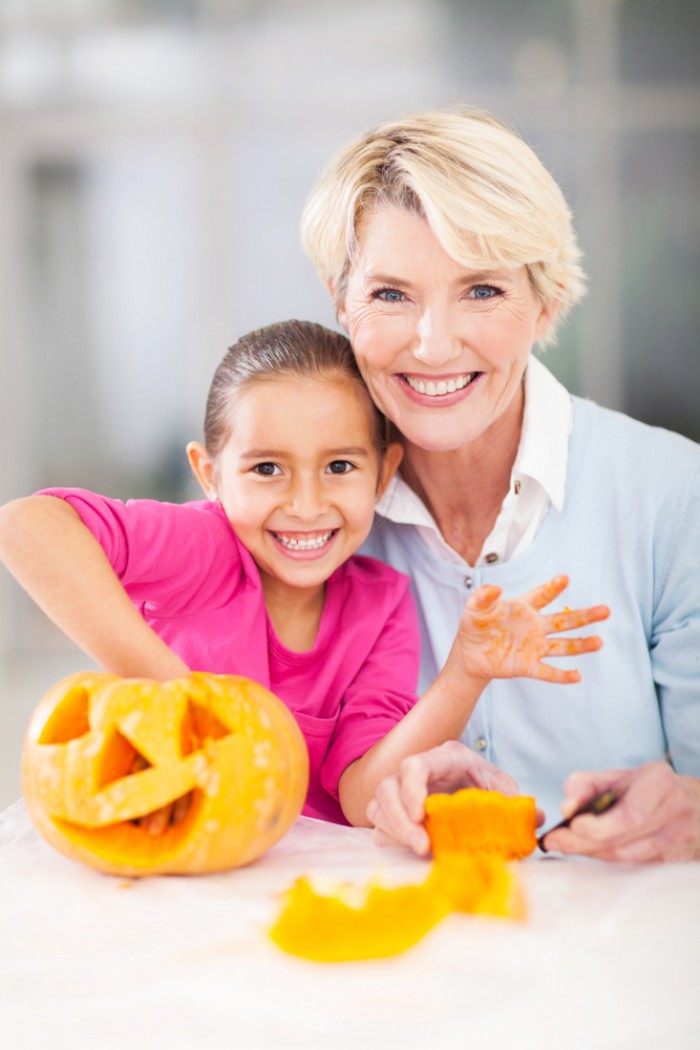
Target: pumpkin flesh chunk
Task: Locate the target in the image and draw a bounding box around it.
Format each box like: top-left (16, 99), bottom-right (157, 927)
top-left (425, 788), bottom-right (537, 861)
top-left (269, 875), bottom-right (450, 962)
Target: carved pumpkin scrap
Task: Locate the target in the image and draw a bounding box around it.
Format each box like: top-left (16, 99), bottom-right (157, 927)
top-left (425, 788), bottom-right (537, 861)
top-left (22, 671), bottom-right (309, 877)
top-left (269, 853), bottom-right (526, 962)
top-left (427, 855), bottom-right (527, 920)
top-left (269, 873), bottom-right (451, 962)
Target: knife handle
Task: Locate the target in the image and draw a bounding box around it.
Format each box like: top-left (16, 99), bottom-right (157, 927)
top-left (537, 788), bottom-right (620, 852)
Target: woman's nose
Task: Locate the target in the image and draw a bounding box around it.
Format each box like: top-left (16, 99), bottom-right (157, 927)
top-left (412, 308), bottom-right (463, 367)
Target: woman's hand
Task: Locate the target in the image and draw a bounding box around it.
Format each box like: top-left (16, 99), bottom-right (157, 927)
top-left (366, 740), bottom-right (527, 856)
top-left (541, 762), bottom-right (700, 862)
top-left (453, 575), bottom-right (610, 685)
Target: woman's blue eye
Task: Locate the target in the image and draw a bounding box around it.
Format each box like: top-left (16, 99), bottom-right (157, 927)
top-left (253, 462), bottom-right (281, 477)
top-left (471, 284), bottom-right (501, 300)
top-left (327, 460), bottom-right (354, 475)
top-left (373, 287), bottom-right (405, 303)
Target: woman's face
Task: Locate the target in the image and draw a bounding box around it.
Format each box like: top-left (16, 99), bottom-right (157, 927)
top-left (336, 204), bottom-right (557, 453)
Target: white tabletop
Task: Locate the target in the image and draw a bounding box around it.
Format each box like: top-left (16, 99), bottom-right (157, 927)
top-left (1, 798), bottom-right (699, 1050)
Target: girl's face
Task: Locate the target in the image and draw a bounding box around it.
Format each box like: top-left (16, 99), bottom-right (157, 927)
top-left (336, 204), bottom-right (558, 454)
top-left (188, 374), bottom-right (401, 597)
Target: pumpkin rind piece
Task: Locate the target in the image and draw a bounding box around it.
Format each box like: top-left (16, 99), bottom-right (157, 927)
top-left (22, 672), bottom-right (309, 877)
top-left (427, 854), bottom-right (527, 920)
top-left (269, 874), bottom-right (450, 962)
top-left (425, 788), bottom-right (537, 861)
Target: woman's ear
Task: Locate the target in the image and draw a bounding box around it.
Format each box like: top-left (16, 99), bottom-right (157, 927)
top-left (376, 442), bottom-right (404, 500)
top-left (186, 441), bottom-right (217, 500)
top-left (328, 279), bottom-right (348, 332)
top-left (535, 294), bottom-right (561, 343)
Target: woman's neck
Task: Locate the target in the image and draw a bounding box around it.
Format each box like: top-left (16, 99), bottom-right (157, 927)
top-left (400, 392), bottom-right (524, 566)
top-left (261, 576), bottom-right (326, 653)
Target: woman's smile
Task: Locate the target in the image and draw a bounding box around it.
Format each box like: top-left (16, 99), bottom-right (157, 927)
top-left (400, 370), bottom-right (484, 402)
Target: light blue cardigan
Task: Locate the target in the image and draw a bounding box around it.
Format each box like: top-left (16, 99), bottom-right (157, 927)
top-left (363, 397), bottom-right (700, 823)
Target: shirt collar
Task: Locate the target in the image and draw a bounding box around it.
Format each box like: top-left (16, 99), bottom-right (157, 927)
top-left (375, 354), bottom-right (572, 523)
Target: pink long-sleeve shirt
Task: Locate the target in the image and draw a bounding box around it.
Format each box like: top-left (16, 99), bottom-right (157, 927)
top-left (41, 489), bottom-right (421, 823)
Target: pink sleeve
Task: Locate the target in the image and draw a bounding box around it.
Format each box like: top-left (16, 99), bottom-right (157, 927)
top-left (319, 577), bottom-right (421, 800)
top-left (36, 488), bottom-right (240, 613)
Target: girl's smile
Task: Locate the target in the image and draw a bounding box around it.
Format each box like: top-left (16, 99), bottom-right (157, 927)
top-left (270, 528), bottom-right (339, 557)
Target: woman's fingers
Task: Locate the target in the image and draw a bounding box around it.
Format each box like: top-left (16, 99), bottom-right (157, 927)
top-left (367, 743), bottom-right (522, 856)
top-left (368, 775), bottom-right (431, 856)
top-left (544, 763), bottom-right (700, 862)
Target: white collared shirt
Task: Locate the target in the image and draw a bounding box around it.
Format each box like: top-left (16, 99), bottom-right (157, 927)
top-left (374, 355), bottom-right (573, 569)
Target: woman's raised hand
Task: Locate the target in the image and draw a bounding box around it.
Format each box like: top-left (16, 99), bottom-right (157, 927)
top-left (453, 575), bottom-right (610, 685)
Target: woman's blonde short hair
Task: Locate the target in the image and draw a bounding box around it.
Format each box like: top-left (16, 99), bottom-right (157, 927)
top-left (301, 107), bottom-right (586, 346)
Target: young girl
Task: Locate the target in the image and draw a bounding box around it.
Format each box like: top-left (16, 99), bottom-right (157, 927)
top-left (0, 320), bottom-right (608, 827)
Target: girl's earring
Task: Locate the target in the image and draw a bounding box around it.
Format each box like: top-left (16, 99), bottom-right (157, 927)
top-left (208, 488), bottom-right (218, 501)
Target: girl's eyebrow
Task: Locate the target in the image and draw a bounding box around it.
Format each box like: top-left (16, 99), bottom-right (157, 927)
top-left (239, 446), bottom-right (372, 459)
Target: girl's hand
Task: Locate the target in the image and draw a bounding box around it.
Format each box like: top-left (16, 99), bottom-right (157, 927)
top-left (454, 575), bottom-right (610, 685)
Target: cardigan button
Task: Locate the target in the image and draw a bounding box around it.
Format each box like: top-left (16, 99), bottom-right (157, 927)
top-left (475, 737), bottom-right (487, 752)
top-left (464, 575), bottom-right (474, 590)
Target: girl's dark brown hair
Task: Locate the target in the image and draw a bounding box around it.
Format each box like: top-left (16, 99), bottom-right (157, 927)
top-left (203, 319), bottom-right (388, 458)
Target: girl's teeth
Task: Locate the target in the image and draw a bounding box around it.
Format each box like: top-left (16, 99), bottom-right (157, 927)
top-left (275, 531), bottom-right (334, 550)
top-left (404, 373), bottom-right (475, 397)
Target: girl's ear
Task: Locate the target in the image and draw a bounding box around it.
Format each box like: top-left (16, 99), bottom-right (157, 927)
top-left (376, 442), bottom-right (403, 500)
top-left (186, 441), bottom-right (217, 499)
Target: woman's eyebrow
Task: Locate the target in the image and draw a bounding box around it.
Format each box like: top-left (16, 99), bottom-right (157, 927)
top-left (365, 268), bottom-right (514, 285)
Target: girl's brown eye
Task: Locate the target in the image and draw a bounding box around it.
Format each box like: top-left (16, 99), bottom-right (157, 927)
top-left (253, 462), bottom-right (281, 477)
top-left (327, 461), bottom-right (354, 475)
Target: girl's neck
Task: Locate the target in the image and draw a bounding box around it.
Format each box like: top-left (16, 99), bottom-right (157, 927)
top-left (400, 390), bottom-right (524, 566)
top-left (261, 576), bottom-right (327, 653)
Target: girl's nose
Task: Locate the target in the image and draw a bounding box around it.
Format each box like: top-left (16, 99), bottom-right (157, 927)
top-left (412, 308), bottom-right (463, 368)
top-left (285, 477), bottom-right (327, 520)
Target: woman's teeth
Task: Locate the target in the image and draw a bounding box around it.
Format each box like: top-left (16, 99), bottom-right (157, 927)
top-left (274, 531), bottom-right (335, 550)
top-left (403, 373), bottom-right (477, 396)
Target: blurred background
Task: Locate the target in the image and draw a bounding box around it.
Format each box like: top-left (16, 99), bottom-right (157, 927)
top-left (1, 0), bottom-right (699, 807)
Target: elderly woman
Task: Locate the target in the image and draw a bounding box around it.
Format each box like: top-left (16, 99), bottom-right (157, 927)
top-left (301, 107), bottom-right (700, 863)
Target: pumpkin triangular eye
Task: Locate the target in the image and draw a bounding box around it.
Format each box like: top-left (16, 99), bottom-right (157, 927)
top-left (37, 682), bottom-right (91, 744)
top-left (186, 701), bottom-right (231, 748)
top-left (92, 729), bottom-right (151, 791)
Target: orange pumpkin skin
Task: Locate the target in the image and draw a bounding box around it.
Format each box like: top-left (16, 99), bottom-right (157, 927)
top-left (425, 788), bottom-right (537, 862)
top-left (22, 671), bottom-right (309, 877)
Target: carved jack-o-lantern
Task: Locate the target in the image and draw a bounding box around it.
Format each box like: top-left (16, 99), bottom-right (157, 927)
top-left (22, 671), bottom-right (309, 877)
